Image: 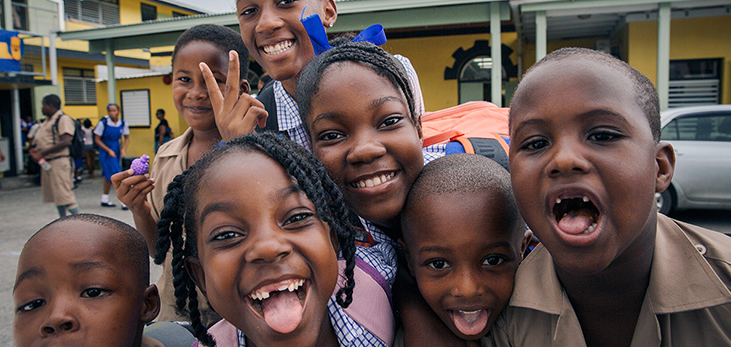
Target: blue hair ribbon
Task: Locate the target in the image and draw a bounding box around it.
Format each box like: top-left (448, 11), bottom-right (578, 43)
top-left (301, 7), bottom-right (386, 56)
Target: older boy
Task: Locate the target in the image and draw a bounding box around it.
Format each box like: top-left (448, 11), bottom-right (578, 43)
top-left (492, 47), bottom-right (731, 346)
top-left (13, 214), bottom-right (161, 347)
top-left (399, 154), bottom-right (532, 345)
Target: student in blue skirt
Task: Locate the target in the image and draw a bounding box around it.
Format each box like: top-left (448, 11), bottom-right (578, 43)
top-left (94, 103), bottom-right (129, 209)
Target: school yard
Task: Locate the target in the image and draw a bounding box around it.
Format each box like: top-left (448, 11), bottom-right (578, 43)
top-left (0, 174), bottom-right (728, 345)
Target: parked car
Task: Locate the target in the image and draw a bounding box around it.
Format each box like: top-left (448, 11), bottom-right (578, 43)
top-left (656, 104), bottom-right (731, 215)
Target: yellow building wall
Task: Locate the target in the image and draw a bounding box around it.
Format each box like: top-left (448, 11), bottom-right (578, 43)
top-left (384, 32), bottom-right (519, 111)
top-left (96, 76), bottom-right (182, 161)
top-left (120, 0), bottom-right (197, 23)
top-left (627, 16), bottom-right (731, 104)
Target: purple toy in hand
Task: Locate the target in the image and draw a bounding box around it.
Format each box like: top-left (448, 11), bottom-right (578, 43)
top-left (131, 154), bottom-right (150, 175)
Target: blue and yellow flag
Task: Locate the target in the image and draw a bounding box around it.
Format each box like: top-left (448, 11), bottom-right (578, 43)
top-left (0, 30), bottom-right (24, 72)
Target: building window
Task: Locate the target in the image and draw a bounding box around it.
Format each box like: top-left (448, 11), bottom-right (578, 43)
top-left (65, 0), bottom-right (120, 25)
top-left (669, 58), bottom-right (722, 108)
top-left (172, 11), bottom-right (187, 18)
top-left (63, 68), bottom-right (96, 105)
top-left (141, 3), bottom-right (157, 21)
top-left (12, 0), bottom-right (29, 31)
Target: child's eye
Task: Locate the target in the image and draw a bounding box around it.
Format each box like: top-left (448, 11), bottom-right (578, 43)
top-left (378, 115), bottom-right (403, 129)
top-left (519, 138), bottom-right (548, 151)
top-left (426, 259), bottom-right (450, 270)
top-left (212, 230), bottom-right (243, 241)
top-left (317, 131), bottom-right (344, 142)
top-left (284, 212), bottom-right (314, 226)
top-left (16, 299), bottom-right (45, 312)
top-left (240, 7), bottom-right (257, 16)
top-left (588, 131), bottom-right (621, 142)
top-left (483, 255), bottom-right (506, 266)
top-left (277, 0), bottom-right (296, 7)
top-left (177, 76), bottom-right (191, 83)
top-left (81, 288), bottom-right (109, 298)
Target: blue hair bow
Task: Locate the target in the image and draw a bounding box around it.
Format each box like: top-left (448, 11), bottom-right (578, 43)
top-left (301, 8), bottom-right (387, 56)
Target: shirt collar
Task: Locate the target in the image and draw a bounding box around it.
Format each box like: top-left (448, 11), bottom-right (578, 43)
top-left (273, 81), bottom-right (301, 132)
top-left (155, 128), bottom-right (193, 159)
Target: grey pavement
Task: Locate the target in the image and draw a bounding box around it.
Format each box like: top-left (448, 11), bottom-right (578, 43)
top-left (0, 174), bottom-right (162, 345)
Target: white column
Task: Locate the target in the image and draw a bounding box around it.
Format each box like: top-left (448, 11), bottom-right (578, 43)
top-left (490, 1), bottom-right (502, 107)
top-left (106, 40), bottom-right (116, 104)
top-left (12, 89), bottom-right (23, 174)
top-left (535, 10), bottom-right (547, 62)
top-left (657, 2), bottom-right (671, 110)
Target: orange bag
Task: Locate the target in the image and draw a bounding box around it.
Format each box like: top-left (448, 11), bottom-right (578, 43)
top-left (421, 101), bottom-right (510, 170)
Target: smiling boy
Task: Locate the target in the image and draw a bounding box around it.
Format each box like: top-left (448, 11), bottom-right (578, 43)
top-left (13, 214), bottom-right (161, 347)
top-left (491, 47), bottom-right (731, 346)
top-left (400, 154), bottom-right (532, 345)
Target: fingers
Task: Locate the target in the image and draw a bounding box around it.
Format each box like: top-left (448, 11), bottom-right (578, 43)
top-left (223, 51), bottom-right (241, 111)
top-left (114, 171), bottom-right (155, 207)
top-left (200, 62), bottom-right (224, 115)
top-left (111, 169), bottom-right (133, 189)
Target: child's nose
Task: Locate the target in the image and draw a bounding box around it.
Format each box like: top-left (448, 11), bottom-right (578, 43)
top-left (450, 271), bottom-right (485, 298)
top-left (255, 5), bottom-right (285, 35)
top-left (546, 141), bottom-right (590, 177)
top-left (346, 134), bottom-right (387, 164)
top-left (187, 82), bottom-right (209, 100)
top-left (245, 229), bottom-right (293, 263)
top-left (40, 299), bottom-right (80, 337)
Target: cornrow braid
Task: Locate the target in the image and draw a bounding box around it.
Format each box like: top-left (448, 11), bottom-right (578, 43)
top-left (154, 132), bottom-right (358, 345)
top-left (296, 40), bottom-right (418, 141)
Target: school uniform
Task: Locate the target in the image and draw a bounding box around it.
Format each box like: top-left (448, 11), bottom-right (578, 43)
top-left (146, 128), bottom-right (220, 326)
top-left (33, 110), bottom-right (76, 206)
top-left (489, 213), bottom-right (731, 347)
top-left (94, 116), bottom-right (129, 180)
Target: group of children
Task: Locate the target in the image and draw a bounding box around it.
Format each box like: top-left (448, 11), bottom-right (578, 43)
top-left (13, 0), bottom-right (731, 345)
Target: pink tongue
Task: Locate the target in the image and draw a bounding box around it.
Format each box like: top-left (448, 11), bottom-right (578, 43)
top-left (260, 291), bottom-right (303, 334)
top-left (452, 310), bottom-right (489, 336)
top-left (558, 213), bottom-right (593, 235)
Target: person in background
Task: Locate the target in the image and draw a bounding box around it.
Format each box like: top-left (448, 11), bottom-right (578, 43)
top-left (0, 147), bottom-right (5, 162)
top-left (94, 103), bottom-right (129, 209)
top-left (81, 119), bottom-right (95, 179)
top-left (154, 109), bottom-right (173, 153)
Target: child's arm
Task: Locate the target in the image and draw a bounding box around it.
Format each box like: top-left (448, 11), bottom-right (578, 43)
top-left (200, 50), bottom-right (268, 142)
top-left (111, 169), bottom-right (157, 255)
top-left (121, 134), bottom-right (129, 157)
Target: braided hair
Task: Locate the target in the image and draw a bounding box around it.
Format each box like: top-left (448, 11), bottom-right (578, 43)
top-left (155, 132), bottom-right (358, 346)
top-left (296, 39), bottom-right (419, 140)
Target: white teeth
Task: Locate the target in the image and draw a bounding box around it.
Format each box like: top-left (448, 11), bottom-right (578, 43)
top-left (556, 198), bottom-right (562, 204)
top-left (459, 309), bottom-right (480, 315)
top-left (262, 40), bottom-right (293, 55)
top-left (278, 284), bottom-right (288, 291)
top-left (353, 172), bottom-right (395, 189)
top-left (582, 196), bottom-right (590, 203)
top-left (583, 222), bottom-right (598, 234)
top-left (249, 279), bottom-right (305, 301)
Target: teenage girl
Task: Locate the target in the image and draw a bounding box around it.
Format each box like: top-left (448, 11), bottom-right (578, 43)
top-left (95, 103), bottom-right (129, 208)
top-left (110, 24), bottom-right (262, 324)
top-left (156, 132), bottom-right (391, 346)
top-left (297, 41), bottom-right (473, 345)
top-left (201, 0), bottom-right (424, 149)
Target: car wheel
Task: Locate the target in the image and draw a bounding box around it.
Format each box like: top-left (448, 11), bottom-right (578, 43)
top-left (656, 188), bottom-right (674, 215)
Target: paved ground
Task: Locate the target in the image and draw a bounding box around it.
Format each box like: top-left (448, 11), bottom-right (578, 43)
top-left (0, 174), bottom-right (162, 345)
top-left (0, 174), bottom-right (729, 345)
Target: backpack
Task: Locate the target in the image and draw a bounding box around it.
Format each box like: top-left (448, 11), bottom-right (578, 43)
top-left (421, 101), bottom-right (510, 171)
top-left (52, 114), bottom-right (84, 160)
top-left (256, 80), bottom-right (290, 139)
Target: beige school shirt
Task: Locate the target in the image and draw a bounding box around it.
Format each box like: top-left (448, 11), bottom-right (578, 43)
top-left (33, 110), bottom-right (76, 205)
top-left (490, 213), bottom-right (731, 347)
top-left (147, 128), bottom-right (220, 326)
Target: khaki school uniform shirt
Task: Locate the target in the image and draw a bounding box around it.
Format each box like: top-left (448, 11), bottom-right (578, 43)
top-left (490, 213), bottom-right (731, 347)
top-left (33, 110), bottom-right (76, 205)
top-left (146, 128), bottom-right (219, 325)
top-left (33, 110), bottom-right (72, 158)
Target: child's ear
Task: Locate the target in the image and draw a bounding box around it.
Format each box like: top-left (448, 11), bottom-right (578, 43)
top-left (520, 228), bottom-right (534, 261)
top-left (398, 239), bottom-right (415, 277)
top-left (325, 223), bottom-right (339, 254)
top-left (185, 258), bottom-right (207, 297)
top-left (655, 141), bottom-right (675, 193)
top-left (239, 79), bottom-right (251, 96)
top-left (321, 0), bottom-right (338, 28)
top-left (139, 284), bottom-right (161, 323)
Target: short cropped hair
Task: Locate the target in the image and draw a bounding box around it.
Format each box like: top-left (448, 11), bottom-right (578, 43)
top-left (42, 94), bottom-right (61, 110)
top-left (512, 47), bottom-right (661, 142)
top-left (402, 153), bottom-right (524, 239)
top-left (31, 214), bottom-right (150, 286)
top-left (172, 24), bottom-right (250, 79)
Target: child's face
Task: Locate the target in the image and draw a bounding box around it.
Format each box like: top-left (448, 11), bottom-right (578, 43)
top-left (509, 58), bottom-right (673, 275)
top-left (107, 105), bottom-right (120, 120)
top-left (188, 151), bottom-right (339, 346)
top-left (236, 0), bottom-right (336, 83)
top-left (402, 192), bottom-right (527, 340)
top-left (13, 222), bottom-right (156, 347)
top-left (306, 62), bottom-right (424, 229)
top-left (172, 40), bottom-right (228, 132)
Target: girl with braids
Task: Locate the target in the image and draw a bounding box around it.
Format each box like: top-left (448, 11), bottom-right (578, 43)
top-left (110, 24), bottom-right (260, 324)
top-left (156, 132), bottom-right (393, 347)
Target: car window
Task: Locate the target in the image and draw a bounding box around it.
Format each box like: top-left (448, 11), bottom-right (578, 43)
top-left (662, 113), bottom-right (731, 142)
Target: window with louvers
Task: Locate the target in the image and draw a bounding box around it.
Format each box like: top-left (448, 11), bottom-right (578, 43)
top-left (65, 0), bottom-right (119, 25)
top-left (63, 69), bottom-right (96, 105)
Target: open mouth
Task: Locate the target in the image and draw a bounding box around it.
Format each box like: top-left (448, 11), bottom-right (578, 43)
top-left (449, 309), bottom-right (490, 337)
top-left (553, 196), bottom-right (600, 235)
top-left (350, 172), bottom-right (395, 189)
top-left (248, 278), bottom-right (308, 334)
top-left (262, 40), bottom-right (294, 56)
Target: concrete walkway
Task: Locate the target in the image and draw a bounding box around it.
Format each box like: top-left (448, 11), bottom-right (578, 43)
top-left (0, 174), bottom-right (162, 345)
